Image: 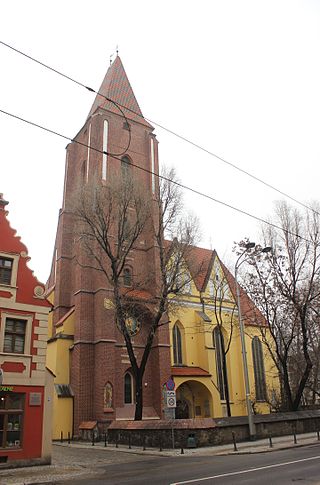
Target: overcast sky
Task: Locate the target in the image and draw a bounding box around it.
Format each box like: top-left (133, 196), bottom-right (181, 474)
top-left (1, 0), bottom-right (320, 282)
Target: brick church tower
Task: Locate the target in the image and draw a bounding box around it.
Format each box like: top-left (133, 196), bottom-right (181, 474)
top-left (47, 56), bottom-right (171, 433)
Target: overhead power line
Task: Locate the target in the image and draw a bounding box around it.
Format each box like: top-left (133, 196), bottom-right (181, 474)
top-left (0, 39), bottom-right (318, 218)
top-left (0, 107), bottom-right (313, 244)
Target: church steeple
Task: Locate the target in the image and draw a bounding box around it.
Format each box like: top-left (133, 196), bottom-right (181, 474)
top-left (88, 56), bottom-right (152, 128)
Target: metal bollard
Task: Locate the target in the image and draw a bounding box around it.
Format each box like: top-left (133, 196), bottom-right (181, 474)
top-left (68, 432), bottom-right (70, 445)
top-left (92, 432), bottom-right (95, 446)
top-left (317, 430), bottom-right (320, 441)
top-left (232, 431), bottom-right (238, 452)
top-left (128, 434), bottom-right (131, 449)
top-left (104, 433), bottom-right (107, 447)
top-left (116, 432), bottom-right (119, 448)
top-left (180, 446), bottom-right (184, 454)
top-left (293, 430), bottom-right (297, 444)
top-left (60, 431), bottom-right (63, 443)
top-left (268, 434), bottom-right (273, 448)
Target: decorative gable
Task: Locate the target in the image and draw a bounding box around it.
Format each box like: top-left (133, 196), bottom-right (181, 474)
top-left (207, 257), bottom-right (233, 302)
top-left (0, 194), bottom-right (48, 306)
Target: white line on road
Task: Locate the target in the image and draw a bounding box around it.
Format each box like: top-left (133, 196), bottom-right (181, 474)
top-left (170, 454), bottom-right (320, 484)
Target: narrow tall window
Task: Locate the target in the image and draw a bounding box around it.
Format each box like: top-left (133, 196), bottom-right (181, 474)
top-left (4, 319), bottom-right (26, 354)
top-left (213, 327), bottom-right (227, 400)
top-left (150, 137), bottom-right (155, 194)
top-left (86, 123), bottom-right (92, 183)
top-left (102, 119), bottom-right (108, 180)
top-left (81, 160), bottom-right (87, 184)
top-left (121, 156), bottom-right (131, 179)
top-left (123, 268), bottom-right (132, 287)
top-left (124, 373), bottom-right (133, 404)
top-left (209, 278), bottom-right (214, 297)
top-left (173, 323), bottom-right (183, 365)
top-left (0, 257), bottom-right (13, 285)
top-left (252, 337), bottom-right (267, 401)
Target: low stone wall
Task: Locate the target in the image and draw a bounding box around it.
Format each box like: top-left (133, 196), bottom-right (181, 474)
top-left (105, 410), bottom-right (320, 448)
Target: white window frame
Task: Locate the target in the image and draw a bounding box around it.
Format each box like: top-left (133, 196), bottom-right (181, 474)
top-left (0, 252), bottom-right (19, 288)
top-left (0, 312), bottom-right (33, 356)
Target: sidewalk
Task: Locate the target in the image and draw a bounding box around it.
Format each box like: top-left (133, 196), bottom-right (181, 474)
top-left (54, 430), bottom-right (320, 456)
top-left (1, 432), bottom-right (320, 485)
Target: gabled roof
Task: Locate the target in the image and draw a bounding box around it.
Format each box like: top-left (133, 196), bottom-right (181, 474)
top-left (87, 56), bottom-right (153, 129)
top-left (166, 239), bottom-right (266, 327)
top-left (0, 194), bottom-right (49, 307)
top-left (187, 246), bottom-right (215, 292)
top-left (219, 258), bottom-right (267, 327)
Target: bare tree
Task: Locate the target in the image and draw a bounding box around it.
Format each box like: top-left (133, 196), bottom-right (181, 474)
top-left (236, 201), bottom-right (320, 411)
top-left (76, 168), bottom-right (200, 420)
top-left (208, 269), bottom-right (236, 417)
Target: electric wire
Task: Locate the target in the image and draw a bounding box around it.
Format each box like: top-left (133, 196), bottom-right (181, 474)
top-left (0, 107), bottom-right (312, 244)
top-left (0, 39), bottom-right (318, 217)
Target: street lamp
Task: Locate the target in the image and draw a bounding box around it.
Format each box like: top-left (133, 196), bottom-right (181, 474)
top-left (235, 242), bottom-right (271, 440)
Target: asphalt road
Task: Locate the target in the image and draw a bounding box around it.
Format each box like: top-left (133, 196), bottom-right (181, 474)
top-left (56, 444), bottom-right (320, 485)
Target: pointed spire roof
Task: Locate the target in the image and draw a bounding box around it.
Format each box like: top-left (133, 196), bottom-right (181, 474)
top-left (88, 56), bottom-right (153, 128)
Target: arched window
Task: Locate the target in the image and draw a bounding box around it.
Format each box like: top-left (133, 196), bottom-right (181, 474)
top-left (121, 156), bottom-right (131, 179)
top-left (124, 372), bottom-right (134, 404)
top-left (173, 323), bottom-right (183, 365)
top-left (252, 337), bottom-right (267, 401)
top-left (213, 327), bottom-right (228, 400)
top-left (123, 268), bottom-right (132, 287)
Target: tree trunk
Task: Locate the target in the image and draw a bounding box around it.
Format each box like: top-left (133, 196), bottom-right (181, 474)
top-left (281, 364), bottom-right (294, 411)
top-left (134, 371), bottom-right (143, 420)
top-left (219, 327), bottom-right (231, 417)
top-left (221, 345), bottom-right (231, 417)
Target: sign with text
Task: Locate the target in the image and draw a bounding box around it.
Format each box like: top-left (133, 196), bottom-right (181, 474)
top-left (0, 386), bottom-right (13, 392)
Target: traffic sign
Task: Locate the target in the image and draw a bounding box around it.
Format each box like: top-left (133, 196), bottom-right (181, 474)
top-left (165, 378), bottom-right (175, 391)
top-left (166, 390), bottom-right (176, 408)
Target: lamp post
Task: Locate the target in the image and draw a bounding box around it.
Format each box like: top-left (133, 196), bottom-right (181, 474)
top-left (235, 242), bottom-right (271, 440)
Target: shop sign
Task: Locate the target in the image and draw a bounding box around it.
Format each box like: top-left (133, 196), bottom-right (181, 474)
top-left (0, 386), bottom-right (14, 392)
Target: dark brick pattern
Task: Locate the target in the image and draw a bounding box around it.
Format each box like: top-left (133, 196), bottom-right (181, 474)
top-left (49, 57), bottom-right (171, 433)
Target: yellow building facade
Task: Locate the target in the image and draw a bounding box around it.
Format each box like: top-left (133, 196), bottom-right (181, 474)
top-left (46, 290), bottom-right (74, 440)
top-left (169, 248), bottom-right (279, 419)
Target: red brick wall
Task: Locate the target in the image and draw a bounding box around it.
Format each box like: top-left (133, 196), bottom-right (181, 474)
top-left (51, 78), bottom-right (172, 432)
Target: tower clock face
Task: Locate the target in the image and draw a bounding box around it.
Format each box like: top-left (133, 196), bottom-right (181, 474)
top-left (125, 316), bottom-right (141, 337)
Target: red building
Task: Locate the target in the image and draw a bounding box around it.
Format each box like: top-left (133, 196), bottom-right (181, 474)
top-left (0, 194), bottom-right (52, 465)
top-left (47, 56), bottom-right (172, 434)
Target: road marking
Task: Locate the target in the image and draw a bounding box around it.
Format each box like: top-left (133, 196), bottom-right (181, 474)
top-left (170, 455), bottom-right (320, 484)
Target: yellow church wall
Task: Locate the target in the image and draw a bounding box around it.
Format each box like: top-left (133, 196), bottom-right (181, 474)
top-left (52, 394), bottom-right (73, 440)
top-left (45, 288), bottom-right (74, 440)
top-left (169, 255), bottom-right (279, 420)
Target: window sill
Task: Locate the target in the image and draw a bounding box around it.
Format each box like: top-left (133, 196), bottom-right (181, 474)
top-left (0, 352), bottom-right (31, 358)
top-left (0, 446), bottom-right (21, 451)
top-left (103, 407), bottom-right (114, 413)
top-left (0, 283), bottom-right (17, 289)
